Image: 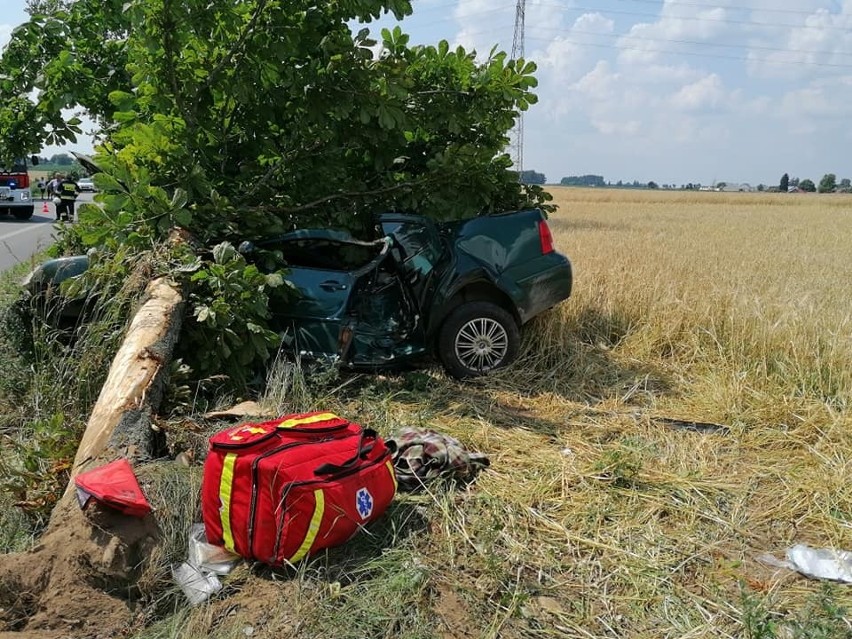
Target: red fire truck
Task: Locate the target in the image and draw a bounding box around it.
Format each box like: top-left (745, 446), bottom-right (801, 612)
top-left (0, 156), bottom-right (39, 220)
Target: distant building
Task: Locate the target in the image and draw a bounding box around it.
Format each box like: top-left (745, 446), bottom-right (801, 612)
top-left (717, 183), bottom-right (754, 192)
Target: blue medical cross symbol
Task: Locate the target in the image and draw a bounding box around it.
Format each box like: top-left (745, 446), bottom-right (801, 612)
top-left (356, 488), bottom-right (373, 519)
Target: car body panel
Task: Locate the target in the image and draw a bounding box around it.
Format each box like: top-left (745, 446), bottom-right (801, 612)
top-left (24, 209), bottom-right (573, 371)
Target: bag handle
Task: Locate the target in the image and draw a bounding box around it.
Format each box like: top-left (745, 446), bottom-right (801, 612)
top-left (314, 429), bottom-right (378, 476)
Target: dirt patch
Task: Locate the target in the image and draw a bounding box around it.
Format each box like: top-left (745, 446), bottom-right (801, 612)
top-left (434, 582), bottom-right (480, 639)
top-left (0, 498), bottom-right (159, 638)
top-left (193, 576), bottom-right (305, 639)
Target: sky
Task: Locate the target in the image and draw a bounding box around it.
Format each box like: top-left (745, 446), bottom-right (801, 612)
top-left (2, 0), bottom-right (852, 186)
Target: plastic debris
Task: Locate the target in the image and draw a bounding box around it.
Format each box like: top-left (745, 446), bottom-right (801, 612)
top-left (172, 562), bottom-right (222, 606)
top-left (173, 524), bottom-right (241, 605)
top-left (757, 544), bottom-right (852, 583)
top-left (188, 523), bottom-right (240, 575)
top-left (74, 458), bottom-right (152, 517)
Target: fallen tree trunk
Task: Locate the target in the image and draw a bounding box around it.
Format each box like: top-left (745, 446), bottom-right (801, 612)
top-left (68, 276), bottom-right (185, 482)
top-left (0, 277), bottom-right (185, 638)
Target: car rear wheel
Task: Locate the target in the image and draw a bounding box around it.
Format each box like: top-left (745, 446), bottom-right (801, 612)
top-left (437, 301), bottom-right (520, 379)
top-left (12, 206), bottom-right (34, 220)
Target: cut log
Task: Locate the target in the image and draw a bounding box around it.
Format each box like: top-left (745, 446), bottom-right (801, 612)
top-left (69, 277), bottom-right (185, 481)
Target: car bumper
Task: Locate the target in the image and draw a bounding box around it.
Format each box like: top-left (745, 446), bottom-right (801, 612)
top-left (516, 253), bottom-right (573, 323)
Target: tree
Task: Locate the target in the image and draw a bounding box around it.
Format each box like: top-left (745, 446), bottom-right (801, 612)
top-left (561, 174), bottom-right (605, 187)
top-left (790, 176), bottom-right (800, 187)
top-left (0, 0), bottom-right (550, 383)
top-left (799, 178), bottom-right (816, 192)
top-left (757, 184), bottom-right (765, 192)
top-left (779, 173), bottom-right (789, 192)
top-left (519, 170), bottom-right (546, 185)
top-left (647, 181), bottom-right (658, 189)
top-left (840, 178), bottom-right (851, 188)
top-left (818, 173), bottom-right (837, 193)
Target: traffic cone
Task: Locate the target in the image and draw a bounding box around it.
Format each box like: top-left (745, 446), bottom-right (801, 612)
top-left (42, 201), bottom-right (49, 214)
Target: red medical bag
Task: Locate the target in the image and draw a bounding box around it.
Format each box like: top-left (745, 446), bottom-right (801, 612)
top-left (201, 411), bottom-right (397, 566)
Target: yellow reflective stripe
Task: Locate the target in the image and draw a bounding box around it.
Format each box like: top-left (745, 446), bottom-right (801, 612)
top-left (277, 412), bottom-right (339, 429)
top-left (219, 453), bottom-right (237, 552)
top-left (385, 460), bottom-right (398, 495)
top-left (288, 490), bottom-right (325, 563)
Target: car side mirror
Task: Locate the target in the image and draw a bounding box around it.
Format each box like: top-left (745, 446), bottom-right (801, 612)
top-left (237, 241), bottom-right (256, 255)
top-left (30, 155), bottom-right (39, 166)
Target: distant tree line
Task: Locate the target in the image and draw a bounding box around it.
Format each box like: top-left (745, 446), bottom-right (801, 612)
top-left (779, 172), bottom-right (850, 193)
top-left (518, 170), bottom-right (546, 185)
top-left (561, 174), bottom-right (605, 187)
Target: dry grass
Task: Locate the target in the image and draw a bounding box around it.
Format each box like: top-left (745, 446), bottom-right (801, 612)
top-left (136, 188), bottom-right (852, 637)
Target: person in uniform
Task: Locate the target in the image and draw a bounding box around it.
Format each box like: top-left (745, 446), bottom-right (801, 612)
top-left (56, 174), bottom-right (80, 222)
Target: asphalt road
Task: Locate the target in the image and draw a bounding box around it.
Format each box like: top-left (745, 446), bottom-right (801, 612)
top-left (0, 193), bottom-right (95, 272)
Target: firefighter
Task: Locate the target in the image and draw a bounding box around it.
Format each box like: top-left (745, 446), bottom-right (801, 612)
top-left (56, 173), bottom-right (80, 222)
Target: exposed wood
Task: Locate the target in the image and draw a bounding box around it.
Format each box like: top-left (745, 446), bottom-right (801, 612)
top-left (68, 277), bottom-right (185, 481)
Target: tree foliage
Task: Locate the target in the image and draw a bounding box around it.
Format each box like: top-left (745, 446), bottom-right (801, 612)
top-left (1, 0), bottom-right (551, 386)
top-left (818, 173), bottom-right (836, 193)
top-left (799, 178), bottom-right (816, 192)
top-left (779, 173), bottom-right (789, 192)
top-left (519, 170), bottom-right (546, 185)
top-left (561, 174), bottom-right (605, 187)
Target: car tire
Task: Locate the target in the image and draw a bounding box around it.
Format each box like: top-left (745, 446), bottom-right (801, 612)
top-left (12, 206), bottom-right (34, 220)
top-left (437, 301), bottom-right (520, 379)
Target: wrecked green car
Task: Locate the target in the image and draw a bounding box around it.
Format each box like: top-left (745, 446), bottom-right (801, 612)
top-left (23, 210), bottom-right (572, 378)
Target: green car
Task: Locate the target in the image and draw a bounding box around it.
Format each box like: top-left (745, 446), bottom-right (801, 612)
top-left (23, 209), bottom-right (572, 378)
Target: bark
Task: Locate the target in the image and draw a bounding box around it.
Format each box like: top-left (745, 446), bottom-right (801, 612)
top-left (68, 277), bottom-right (185, 482)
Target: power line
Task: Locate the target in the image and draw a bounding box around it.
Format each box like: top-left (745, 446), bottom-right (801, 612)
top-left (534, 2), bottom-right (852, 32)
top-left (520, 32), bottom-right (852, 69)
top-left (538, 23), bottom-right (852, 59)
top-left (410, 1), bottom-right (852, 32)
top-left (617, 0), bottom-right (848, 18)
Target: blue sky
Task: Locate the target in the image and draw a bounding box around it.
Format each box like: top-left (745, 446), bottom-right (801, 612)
top-left (3, 0), bottom-right (851, 185)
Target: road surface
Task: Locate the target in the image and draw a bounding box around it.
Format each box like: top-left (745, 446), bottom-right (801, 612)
top-left (0, 193), bottom-right (94, 272)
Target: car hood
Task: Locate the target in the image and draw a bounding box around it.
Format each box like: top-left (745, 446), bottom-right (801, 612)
top-left (22, 255), bottom-right (90, 292)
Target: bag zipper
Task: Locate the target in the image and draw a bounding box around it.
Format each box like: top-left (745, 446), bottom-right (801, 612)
top-left (212, 422), bottom-right (349, 451)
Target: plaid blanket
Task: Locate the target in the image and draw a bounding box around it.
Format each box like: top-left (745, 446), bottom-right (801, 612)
top-left (389, 428), bottom-right (490, 492)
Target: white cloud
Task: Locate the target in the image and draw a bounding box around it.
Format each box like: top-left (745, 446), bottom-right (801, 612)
top-left (745, 4), bottom-right (852, 78)
top-left (670, 73), bottom-right (728, 111)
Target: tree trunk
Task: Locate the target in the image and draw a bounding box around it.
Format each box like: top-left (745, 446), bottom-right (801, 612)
top-left (67, 276), bottom-right (185, 483)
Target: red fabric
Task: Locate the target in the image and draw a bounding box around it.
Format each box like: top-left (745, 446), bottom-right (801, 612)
top-left (74, 458), bottom-right (152, 517)
top-left (201, 411), bottom-right (396, 566)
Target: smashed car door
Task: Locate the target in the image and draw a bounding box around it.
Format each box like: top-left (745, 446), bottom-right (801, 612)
top-left (379, 214), bottom-right (444, 312)
top-left (250, 232), bottom-right (389, 362)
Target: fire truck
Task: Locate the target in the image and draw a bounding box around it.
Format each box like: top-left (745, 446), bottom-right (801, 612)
top-left (0, 156), bottom-right (40, 220)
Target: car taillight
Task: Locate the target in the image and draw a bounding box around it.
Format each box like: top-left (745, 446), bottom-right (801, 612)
top-left (538, 220), bottom-right (554, 255)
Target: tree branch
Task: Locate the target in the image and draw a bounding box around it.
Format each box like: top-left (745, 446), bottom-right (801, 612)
top-left (245, 177), bottom-right (435, 215)
top-left (197, 0), bottom-right (269, 99)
